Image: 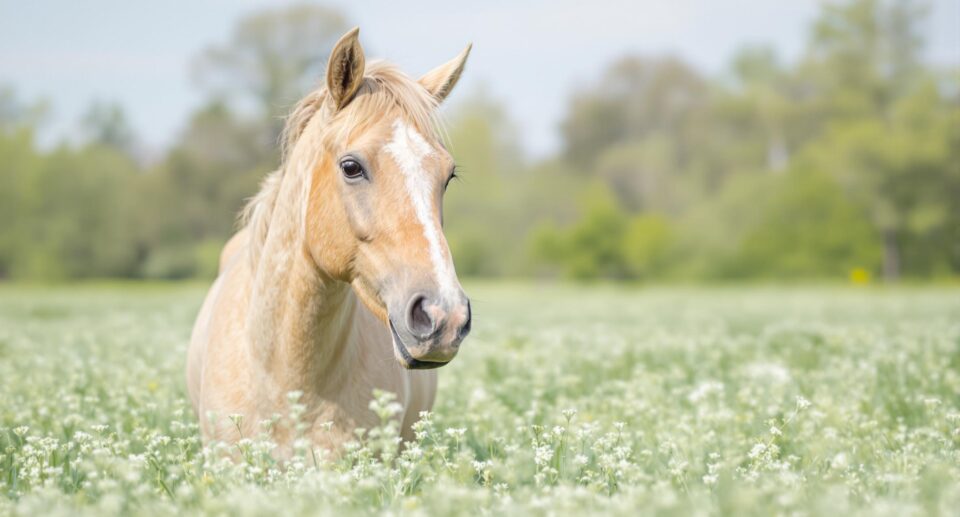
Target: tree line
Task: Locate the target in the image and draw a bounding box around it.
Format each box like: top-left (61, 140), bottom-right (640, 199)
top-left (0, 0), bottom-right (957, 282)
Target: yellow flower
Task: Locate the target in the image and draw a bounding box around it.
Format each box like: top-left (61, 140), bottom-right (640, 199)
top-left (849, 267), bottom-right (871, 285)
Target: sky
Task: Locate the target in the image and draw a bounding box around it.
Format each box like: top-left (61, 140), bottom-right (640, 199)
top-left (1, 0), bottom-right (958, 158)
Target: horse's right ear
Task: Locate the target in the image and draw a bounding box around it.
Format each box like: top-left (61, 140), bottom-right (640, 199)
top-left (419, 44), bottom-right (471, 104)
top-left (326, 27), bottom-right (365, 110)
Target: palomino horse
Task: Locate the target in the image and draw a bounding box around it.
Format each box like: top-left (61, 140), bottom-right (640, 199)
top-left (187, 28), bottom-right (472, 454)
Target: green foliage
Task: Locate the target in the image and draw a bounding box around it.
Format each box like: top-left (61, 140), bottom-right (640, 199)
top-left (0, 127), bottom-right (142, 280)
top-left (795, 79), bottom-right (959, 277)
top-left (0, 0), bottom-right (956, 282)
top-left (734, 170), bottom-right (881, 279)
top-left (80, 101), bottom-right (136, 153)
top-left (443, 89), bottom-right (529, 276)
top-left (622, 214), bottom-right (673, 279)
top-left (557, 186), bottom-right (630, 279)
top-left (560, 56), bottom-right (709, 171)
top-left (193, 3), bottom-right (349, 140)
top-left (532, 186), bottom-right (674, 280)
top-left (529, 0), bottom-right (956, 281)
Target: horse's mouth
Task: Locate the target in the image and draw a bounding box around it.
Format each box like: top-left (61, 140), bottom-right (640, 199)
top-left (389, 320), bottom-right (449, 370)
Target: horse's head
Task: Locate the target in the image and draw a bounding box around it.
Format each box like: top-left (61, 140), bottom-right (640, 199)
top-left (300, 29), bottom-right (471, 369)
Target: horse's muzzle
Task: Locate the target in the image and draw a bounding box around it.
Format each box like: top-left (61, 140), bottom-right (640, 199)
top-left (389, 319), bottom-right (450, 369)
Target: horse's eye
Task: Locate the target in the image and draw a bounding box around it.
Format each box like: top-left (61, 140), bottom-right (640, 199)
top-left (340, 159), bottom-right (365, 180)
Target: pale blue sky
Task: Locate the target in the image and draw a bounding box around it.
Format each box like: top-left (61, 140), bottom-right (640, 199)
top-left (1, 0), bottom-right (957, 158)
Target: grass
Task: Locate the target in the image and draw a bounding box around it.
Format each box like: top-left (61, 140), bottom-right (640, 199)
top-left (0, 282), bottom-right (958, 515)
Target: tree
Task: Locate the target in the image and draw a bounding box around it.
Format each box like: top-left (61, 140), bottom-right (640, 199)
top-left (80, 101), bottom-right (136, 154)
top-left (722, 46), bottom-right (796, 172)
top-left (593, 137), bottom-right (688, 213)
top-left (193, 4), bottom-right (349, 140)
top-left (801, 0), bottom-right (942, 279)
top-left (441, 89), bottom-right (534, 276)
top-left (0, 86), bottom-right (49, 132)
top-left (34, 145), bottom-right (142, 278)
top-left (805, 0), bottom-right (925, 116)
top-left (530, 185), bottom-right (631, 279)
top-left (560, 57), bottom-right (710, 172)
top-left (799, 81), bottom-right (958, 279)
top-left (133, 101), bottom-right (275, 278)
top-left (735, 170), bottom-right (881, 278)
top-left (0, 89), bottom-right (50, 278)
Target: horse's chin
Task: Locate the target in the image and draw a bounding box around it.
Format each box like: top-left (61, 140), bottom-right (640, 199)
top-left (388, 320), bottom-right (449, 370)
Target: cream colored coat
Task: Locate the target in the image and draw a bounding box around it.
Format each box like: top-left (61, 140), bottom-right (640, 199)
top-left (186, 28), bottom-right (472, 455)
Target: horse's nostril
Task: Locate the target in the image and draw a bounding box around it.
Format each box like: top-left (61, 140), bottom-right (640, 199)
top-left (407, 295), bottom-right (434, 338)
top-left (458, 301), bottom-right (472, 340)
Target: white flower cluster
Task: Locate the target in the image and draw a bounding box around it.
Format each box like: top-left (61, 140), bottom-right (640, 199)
top-left (0, 285), bottom-right (958, 514)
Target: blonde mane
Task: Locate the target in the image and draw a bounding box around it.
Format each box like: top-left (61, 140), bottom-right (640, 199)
top-left (240, 61), bottom-right (444, 267)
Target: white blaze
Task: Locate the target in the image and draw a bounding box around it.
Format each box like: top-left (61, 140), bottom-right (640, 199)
top-left (385, 118), bottom-right (458, 299)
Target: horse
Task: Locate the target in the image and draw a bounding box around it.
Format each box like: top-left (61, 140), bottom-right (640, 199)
top-left (186, 28), bottom-right (473, 455)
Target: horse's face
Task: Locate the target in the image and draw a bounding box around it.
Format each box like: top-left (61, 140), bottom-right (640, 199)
top-left (306, 29), bottom-right (472, 370)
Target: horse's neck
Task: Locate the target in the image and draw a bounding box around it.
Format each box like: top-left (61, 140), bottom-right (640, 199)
top-left (246, 162), bottom-right (358, 396)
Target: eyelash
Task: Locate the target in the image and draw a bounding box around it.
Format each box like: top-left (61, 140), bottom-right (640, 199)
top-left (445, 167), bottom-right (460, 189)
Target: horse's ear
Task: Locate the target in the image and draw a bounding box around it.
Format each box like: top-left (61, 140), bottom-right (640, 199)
top-left (326, 27), bottom-right (366, 110)
top-left (419, 44), bottom-right (472, 104)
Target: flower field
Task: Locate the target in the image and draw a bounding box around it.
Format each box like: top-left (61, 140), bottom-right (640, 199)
top-left (1, 283), bottom-right (958, 515)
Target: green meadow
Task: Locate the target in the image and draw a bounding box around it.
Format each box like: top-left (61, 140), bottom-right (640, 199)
top-left (1, 283), bottom-right (958, 515)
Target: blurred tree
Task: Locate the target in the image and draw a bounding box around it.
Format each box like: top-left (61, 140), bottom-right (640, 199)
top-left (531, 185), bottom-right (631, 279)
top-left (0, 137), bottom-right (141, 280)
top-left (80, 101), bottom-right (136, 154)
top-left (0, 86), bottom-right (49, 131)
top-left (801, 0), bottom-right (941, 279)
top-left (668, 172), bottom-right (778, 279)
top-left (0, 89), bottom-right (49, 279)
top-left (621, 214), bottom-right (673, 280)
top-left (735, 170), bottom-right (881, 278)
top-left (30, 145), bottom-right (142, 279)
top-left (0, 131), bottom-right (38, 279)
top-left (135, 102), bottom-right (273, 278)
top-left (193, 3), bottom-right (349, 140)
top-left (560, 57), bottom-right (710, 172)
top-left (531, 186), bottom-right (675, 281)
top-left (593, 137), bottom-right (686, 213)
top-left (1, 0), bottom-right (955, 283)
top-left (443, 89), bottom-right (528, 276)
top-left (722, 46), bottom-right (794, 172)
top-left (805, 0), bottom-right (925, 117)
top-left (799, 81), bottom-right (958, 279)
top-left (164, 102), bottom-right (272, 236)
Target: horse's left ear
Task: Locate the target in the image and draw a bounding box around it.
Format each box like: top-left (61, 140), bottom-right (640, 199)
top-left (327, 27), bottom-right (366, 110)
top-left (419, 44), bottom-right (472, 103)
